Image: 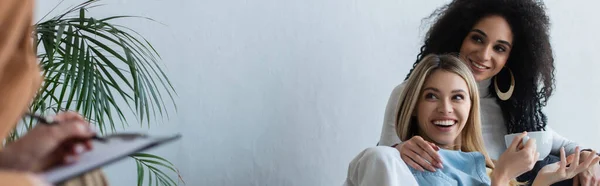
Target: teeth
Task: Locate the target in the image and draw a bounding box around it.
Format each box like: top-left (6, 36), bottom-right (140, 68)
top-left (471, 61), bottom-right (487, 69)
top-left (433, 120), bottom-right (456, 126)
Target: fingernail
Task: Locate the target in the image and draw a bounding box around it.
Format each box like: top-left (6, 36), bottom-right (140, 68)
top-left (76, 123), bottom-right (87, 133)
top-left (75, 144), bottom-right (85, 154)
top-left (438, 163), bottom-right (444, 169)
top-left (89, 126), bottom-right (97, 133)
top-left (76, 123), bottom-right (95, 134)
top-left (45, 115), bottom-right (56, 123)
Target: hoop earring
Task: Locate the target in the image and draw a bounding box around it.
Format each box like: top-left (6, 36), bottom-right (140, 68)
top-left (494, 68), bottom-right (515, 101)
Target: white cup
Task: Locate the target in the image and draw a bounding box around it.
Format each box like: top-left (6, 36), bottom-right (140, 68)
top-left (504, 131), bottom-right (552, 160)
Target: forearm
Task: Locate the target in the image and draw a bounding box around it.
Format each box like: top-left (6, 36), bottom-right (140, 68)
top-left (531, 174), bottom-right (553, 186)
top-left (490, 170), bottom-right (510, 186)
top-left (0, 147), bottom-right (18, 169)
top-left (547, 126), bottom-right (582, 156)
top-left (531, 179), bottom-right (550, 186)
top-left (491, 179), bottom-right (510, 186)
top-left (378, 83), bottom-right (406, 146)
top-left (0, 143), bottom-right (34, 171)
top-left (379, 123), bottom-right (401, 146)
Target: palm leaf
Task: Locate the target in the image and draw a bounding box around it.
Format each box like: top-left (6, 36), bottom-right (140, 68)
top-left (20, 0), bottom-right (182, 185)
top-left (132, 153), bottom-right (185, 186)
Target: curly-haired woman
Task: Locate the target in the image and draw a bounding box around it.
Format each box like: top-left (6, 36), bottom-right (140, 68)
top-left (347, 0), bottom-right (600, 185)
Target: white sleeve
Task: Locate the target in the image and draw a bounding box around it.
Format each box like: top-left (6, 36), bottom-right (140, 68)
top-left (547, 126), bottom-right (582, 156)
top-left (378, 82), bottom-right (406, 146)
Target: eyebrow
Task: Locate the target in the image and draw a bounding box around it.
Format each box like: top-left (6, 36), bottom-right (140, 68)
top-left (423, 87), bottom-right (466, 93)
top-left (451, 89), bottom-right (467, 93)
top-left (471, 29), bottom-right (513, 48)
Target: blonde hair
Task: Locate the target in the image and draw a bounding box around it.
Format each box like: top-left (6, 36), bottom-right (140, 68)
top-left (395, 54), bottom-right (494, 168)
top-left (396, 54), bottom-right (523, 185)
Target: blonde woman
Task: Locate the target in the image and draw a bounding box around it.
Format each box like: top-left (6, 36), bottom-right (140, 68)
top-left (344, 54), bottom-right (600, 186)
top-left (0, 0), bottom-right (108, 185)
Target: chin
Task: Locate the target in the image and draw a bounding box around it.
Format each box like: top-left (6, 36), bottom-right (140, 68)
top-left (433, 140), bottom-right (452, 146)
top-left (474, 75), bottom-right (488, 82)
top-left (433, 138), bottom-right (457, 147)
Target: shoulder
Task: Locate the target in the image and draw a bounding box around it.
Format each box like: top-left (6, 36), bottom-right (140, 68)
top-left (389, 81), bottom-right (407, 97)
top-left (384, 81), bottom-right (408, 110)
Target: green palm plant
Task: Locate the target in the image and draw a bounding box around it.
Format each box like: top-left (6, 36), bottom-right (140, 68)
top-left (9, 0), bottom-right (183, 185)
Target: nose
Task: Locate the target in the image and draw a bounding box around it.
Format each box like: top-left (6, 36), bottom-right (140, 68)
top-left (437, 99), bottom-right (453, 114)
top-left (475, 45), bottom-right (493, 61)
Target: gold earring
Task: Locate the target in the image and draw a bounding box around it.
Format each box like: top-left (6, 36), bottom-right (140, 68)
top-left (494, 68), bottom-right (515, 101)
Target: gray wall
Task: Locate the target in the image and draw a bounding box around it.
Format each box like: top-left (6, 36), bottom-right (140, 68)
top-left (35, 0), bottom-right (600, 185)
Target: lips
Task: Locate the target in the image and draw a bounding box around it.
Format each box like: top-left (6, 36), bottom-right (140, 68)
top-left (432, 120), bottom-right (457, 127)
top-left (431, 119), bottom-right (457, 133)
top-left (468, 59), bottom-right (490, 71)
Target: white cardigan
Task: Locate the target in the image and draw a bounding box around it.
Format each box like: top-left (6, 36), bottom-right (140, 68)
top-left (378, 79), bottom-right (581, 160)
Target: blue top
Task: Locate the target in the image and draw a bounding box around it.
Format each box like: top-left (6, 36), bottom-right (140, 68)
top-left (408, 149), bottom-right (491, 186)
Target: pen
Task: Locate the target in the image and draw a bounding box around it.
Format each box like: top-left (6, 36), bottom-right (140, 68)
top-left (25, 112), bottom-right (107, 142)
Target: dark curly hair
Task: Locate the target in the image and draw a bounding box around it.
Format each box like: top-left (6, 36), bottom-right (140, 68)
top-left (405, 0), bottom-right (555, 133)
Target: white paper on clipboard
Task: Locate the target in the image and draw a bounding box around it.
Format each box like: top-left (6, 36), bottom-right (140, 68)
top-left (41, 133), bottom-right (181, 184)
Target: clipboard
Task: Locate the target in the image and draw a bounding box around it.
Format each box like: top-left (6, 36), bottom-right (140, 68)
top-left (41, 133), bottom-right (182, 184)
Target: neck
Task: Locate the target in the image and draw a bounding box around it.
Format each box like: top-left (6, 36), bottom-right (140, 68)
top-left (439, 144), bottom-right (458, 150)
top-left (416, 130), bottom-right (460, 150)
top-left (477, 78), bottom-right (492, 97)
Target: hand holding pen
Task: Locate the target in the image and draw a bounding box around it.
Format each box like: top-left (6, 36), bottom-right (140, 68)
top-left (0, 112), bottom-right (101, 172)
top-left (25, 113), bottom-right (106, 142)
